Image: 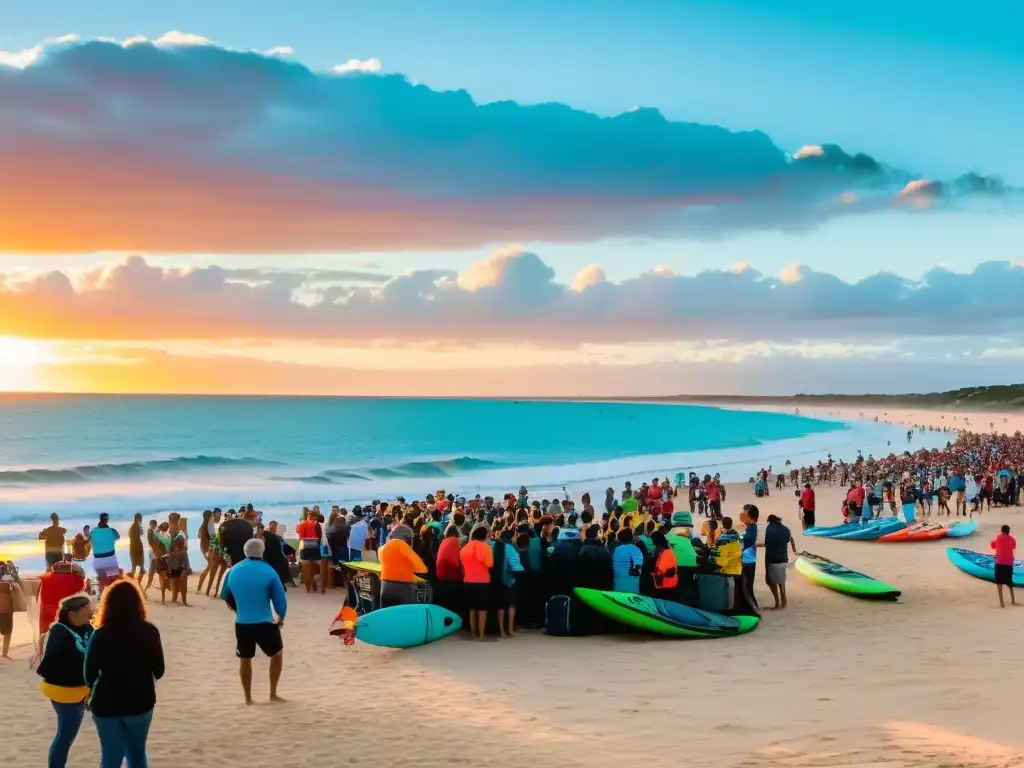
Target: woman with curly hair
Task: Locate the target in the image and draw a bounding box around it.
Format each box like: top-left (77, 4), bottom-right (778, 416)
top-left (84, 578), bottom-right (164, 768)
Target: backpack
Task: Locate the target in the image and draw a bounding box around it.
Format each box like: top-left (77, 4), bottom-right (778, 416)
top-left (544, 594), bottom-right (573, 636)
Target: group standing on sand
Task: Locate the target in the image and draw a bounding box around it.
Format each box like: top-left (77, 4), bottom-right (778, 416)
top-left (288, 479), bottom-right (793, 638)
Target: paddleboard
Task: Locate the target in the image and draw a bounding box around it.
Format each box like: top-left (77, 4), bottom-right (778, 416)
top-left (574, 587), bottom-right (759, 638)
top-left (354, 604), bottom-right (462, 648)
top-left (795, 552), bottom-right (901, 599)
top-left (878, 523), bottom-right (948, 542)
top-left (831, 519), bottom-right (905, 541)
top-left (945, 520), bottom-right (978, 539)
top-left (946, 548), bottom-right (1024, 587)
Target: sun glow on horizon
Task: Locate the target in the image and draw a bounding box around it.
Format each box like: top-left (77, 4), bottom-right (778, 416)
top-left (0, 336), bottom-right (58, 391)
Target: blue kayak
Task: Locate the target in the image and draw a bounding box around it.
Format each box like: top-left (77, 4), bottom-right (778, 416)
top-left (831, 519), bottom-right (906, 541)
top-left (946, 520), bottom-right (978, 539)
top-left (947, 547), bottom-right (1024, 587)
top-left (805, 523), bottom-right (859, 537)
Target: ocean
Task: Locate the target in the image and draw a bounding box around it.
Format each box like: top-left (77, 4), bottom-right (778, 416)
top-left (0, 395), bottom-right (947, 557)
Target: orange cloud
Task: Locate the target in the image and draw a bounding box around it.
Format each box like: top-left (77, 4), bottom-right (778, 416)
top-left (1, 252), bottom-right (1022, 346)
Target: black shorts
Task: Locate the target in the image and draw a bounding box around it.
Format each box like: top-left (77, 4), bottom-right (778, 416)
top-left (802, 510), bottom-right (816, 529)
top-left (299, 546), bottom-right (321, 563)
top-left (464, 582), bottom-right (491, 611)
top-left (492, 584), bottom-right (514, 610)
top-left (235, 622), bottom-right (283, 659)
top-left (994, 563), bottom-right (1014, 586)
top-left (0, 612), bottom-right (12, 636)
top-left (168, 567), bottom-right (184, 579)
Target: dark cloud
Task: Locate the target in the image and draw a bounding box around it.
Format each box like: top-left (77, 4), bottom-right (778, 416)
top-left (0, 34), bottom-right (1016, 253)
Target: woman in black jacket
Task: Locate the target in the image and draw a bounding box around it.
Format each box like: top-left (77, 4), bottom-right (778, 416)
top-left (84, 579), bottom-right (164, 768)
top-left (36, 593), bottom-right (93, 768)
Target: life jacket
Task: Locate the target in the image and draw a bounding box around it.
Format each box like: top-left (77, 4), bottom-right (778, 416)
top-left (652, 548), bottom-right (678, 590)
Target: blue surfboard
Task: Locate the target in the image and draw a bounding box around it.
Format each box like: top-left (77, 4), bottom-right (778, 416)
top-left (355, 604), bottom-right (462, 649)
top-left (805, 523), bottom-right (857, 537)
top-left (832, 519), bottom-right (905, 541)
top-left (947, 547), bottom-right (1024, 587)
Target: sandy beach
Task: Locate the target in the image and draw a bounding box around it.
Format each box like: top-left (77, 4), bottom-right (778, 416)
top-left (771, 404), bottom-right (1024, 438)
top-left (2, 405), bottom-right (1023, 768)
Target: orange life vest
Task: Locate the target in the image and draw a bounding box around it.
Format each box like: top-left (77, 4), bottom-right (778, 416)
top-left (652, 548), bottom-right (679, 590)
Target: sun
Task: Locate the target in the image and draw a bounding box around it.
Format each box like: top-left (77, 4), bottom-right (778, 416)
top-left (0, 336), bottom-right (57, 391)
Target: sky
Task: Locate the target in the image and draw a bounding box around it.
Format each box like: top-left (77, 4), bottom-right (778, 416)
top-left (0, 1), bottom-right (1021, 396)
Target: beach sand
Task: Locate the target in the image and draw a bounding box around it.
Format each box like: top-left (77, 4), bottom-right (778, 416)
top-left (2, 407), bottom-right (1024, 767)
top-left (757, 403), bottom-right (1024, 438)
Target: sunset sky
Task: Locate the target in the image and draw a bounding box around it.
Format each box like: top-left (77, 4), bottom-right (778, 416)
top-left (0, 1), bottom-right (1021, 396)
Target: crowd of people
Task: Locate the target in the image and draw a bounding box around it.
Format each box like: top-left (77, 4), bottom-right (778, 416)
top-left (754, 429), bottom-right (1024, 524)
top-left (289, 477), bottom-right (794, 638)
top-left (10, 425), bottom-right (1024, 766)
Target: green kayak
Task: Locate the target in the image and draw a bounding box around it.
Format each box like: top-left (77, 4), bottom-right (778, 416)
top-left (575, 587), bottom-right (759, 638)
top-left (795, 552), bottom-right (900, 600)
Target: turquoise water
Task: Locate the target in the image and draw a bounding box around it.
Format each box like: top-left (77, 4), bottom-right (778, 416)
top-left (0, 395), bottom-right (845, 525)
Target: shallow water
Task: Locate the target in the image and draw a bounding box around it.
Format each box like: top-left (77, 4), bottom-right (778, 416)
top-left (0, 395), bottom-right (952, 569)
top-left (0, 395), bottom-right (840, 520)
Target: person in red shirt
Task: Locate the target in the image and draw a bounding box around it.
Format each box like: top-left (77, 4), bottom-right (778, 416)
top-left (847, 482), bottom-right (866, 508)
top-left (646, 481), bottom-right (662, 505)
top-left (706, 478), bottom-right (722, 519)
top-left (36, 556), bottom-right (88, 655)
top-left (991, 524), bottom-right (1017, 607)
top-left (434, 526), bottom-right (463, 615)
top-left (799, 483), bottom-right (816, 531)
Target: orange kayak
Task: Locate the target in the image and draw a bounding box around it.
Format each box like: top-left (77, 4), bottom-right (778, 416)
top-left (878, 524), bottom-right (948, 542)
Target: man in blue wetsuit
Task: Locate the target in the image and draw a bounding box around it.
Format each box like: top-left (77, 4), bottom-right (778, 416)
top-left (221, 538), bottom-right (287, 705)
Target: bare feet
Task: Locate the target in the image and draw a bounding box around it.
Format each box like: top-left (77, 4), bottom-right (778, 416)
top-left (244, 697), bottom-right (254, 706)
top-left (269, 695), bottom-right (287, 703)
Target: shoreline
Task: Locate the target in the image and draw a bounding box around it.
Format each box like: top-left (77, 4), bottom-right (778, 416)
top-left (0, 411), bottom-right (936, 532)
top-left (1, 408), bottom-right (954, 572)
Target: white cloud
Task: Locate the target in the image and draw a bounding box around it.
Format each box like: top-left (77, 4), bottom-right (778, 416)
top-left (0, 33), bottom-right (78, 69)
top-left (153, 31), bottom-right (215, 48)
top-left (571, 264), bottom-right (607, 292)
top-left (792, 145), bottom-right (824, 160)
top-left (779, 263), bottom-right (804, 284)
top-left (330, 57), bottom-right (382, 74)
